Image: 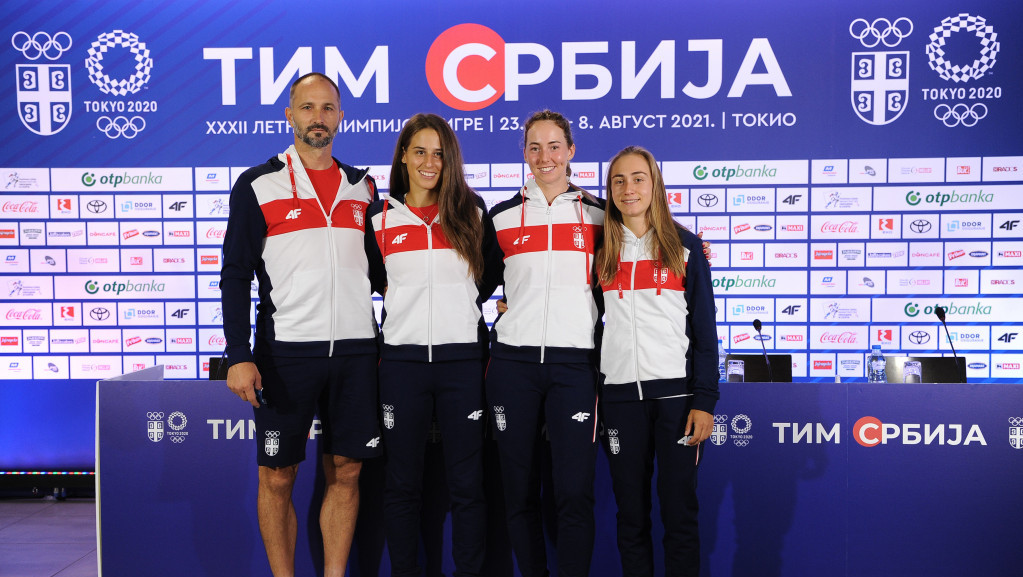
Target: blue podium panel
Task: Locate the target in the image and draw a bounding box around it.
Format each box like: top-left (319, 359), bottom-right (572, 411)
top-left (844, 384), bottom-right (1023, 577)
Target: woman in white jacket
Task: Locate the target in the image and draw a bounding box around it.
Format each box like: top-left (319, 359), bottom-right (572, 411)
top-left (597, 145), bottom-right (719, 577)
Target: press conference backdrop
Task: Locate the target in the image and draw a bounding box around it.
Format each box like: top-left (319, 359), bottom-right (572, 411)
top-left (1, 0), bottom-right (1021, 472)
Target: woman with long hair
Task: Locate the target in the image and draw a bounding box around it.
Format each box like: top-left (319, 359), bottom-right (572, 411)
top-left (597, 145), bottom-right (719, 577)
top-left (364, 113), bottom-right (501, 577)
top-left (486, 110), bottom-right (605, 577)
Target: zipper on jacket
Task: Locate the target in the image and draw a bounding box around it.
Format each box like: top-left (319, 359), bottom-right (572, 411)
top-left (426, 218), bottom-right (434, 362)
top-left (540, 203), bottom-right (553, 363)
top-left (627, 239), bottom-right (643, 399)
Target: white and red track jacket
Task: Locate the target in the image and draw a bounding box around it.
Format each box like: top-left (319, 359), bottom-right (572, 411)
top-left (364, 191), bottom-right (501, 362)
top-left (488, 179), bottom-right (606, 364)
top-left (599, 225), bottom-right (719, 413)
top-left (220, 145), bottom-right (378, 367)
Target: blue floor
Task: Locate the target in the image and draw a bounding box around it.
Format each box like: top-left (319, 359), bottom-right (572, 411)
top-left (0, 497), bottom-right (97, 577)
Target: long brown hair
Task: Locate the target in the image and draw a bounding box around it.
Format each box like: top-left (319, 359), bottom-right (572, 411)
top-left (389, 113), bottom-right (484, 281)
top-left (522, 109), bottom-right (598, 203)
top-left (598, 146), bottom-right (686, 285)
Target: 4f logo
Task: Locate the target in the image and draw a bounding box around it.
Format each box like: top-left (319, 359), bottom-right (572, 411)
top-left (391, 233), bottom-right (408, 245)
top-left (781, 305), bottom-right (801, 315)
top-left (782, 194), bottom-right (802, 205)
top-left (493, 406), bottom-right (507, 431)
top-left (168, 201), bottom-right (187, 211)
top-left (851, 51), bottom-right (909, 125)
top-left (571, 412), bottom-right (591, 423)
top-left (1001, 220), bottom-right (1019, 232)
top-left (998, 333), bottom-right (1018, 344)
top-left (285, 208), bottom-right (301, 220)
top-left (17, 64), bottom-right (72, 135)
top-left (382, 404), bottom-right (395, 429)
top-left (171, 308), bottom-right (189, 319)
top-left (513, 234), bottom-right (530, 245)
top-left (365, 436), bottom-right (380, 448)
top-left (467, 410), bottom-right (483, 421)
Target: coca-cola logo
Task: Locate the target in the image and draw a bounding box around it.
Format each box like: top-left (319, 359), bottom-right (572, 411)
top-left (819, 331), bottom-right (858, 344)
top-left (208, 335), bottom-right (227, 346)
top-left (6, 308), bottom-right (42, 320)
top-left (820, 221), bottom-right (859, 233)
top-left (206, 228), bottom-right (226, 239)
top-left (2, 201), bottom-right (40, 213)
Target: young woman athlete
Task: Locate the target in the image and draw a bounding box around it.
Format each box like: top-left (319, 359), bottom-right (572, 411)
top-left (364, 113), bottom-right (501, 577)
top-left (597, 145), bottom-right (719, 577)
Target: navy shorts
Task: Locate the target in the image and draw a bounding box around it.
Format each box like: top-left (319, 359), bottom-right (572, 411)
top-left (253, 354), bottom-right (381, 468)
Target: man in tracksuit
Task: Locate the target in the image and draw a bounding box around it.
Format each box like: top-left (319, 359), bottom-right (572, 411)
top-left (220, 73), bottom-right (380, 577)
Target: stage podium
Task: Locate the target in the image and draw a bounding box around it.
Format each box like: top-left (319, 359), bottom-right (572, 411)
top-left (97, 369), bottom-right (1022, 576)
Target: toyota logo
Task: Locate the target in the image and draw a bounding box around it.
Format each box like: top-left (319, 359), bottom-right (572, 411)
top-left (908, 331), bottom-right (930, 345)
top-left (909, 219), bottom-right (932, 234)
top-left (90, 307), bottom-right (111, 321)
top-left (86, 200), bottom-right (108, 214)
top-left (697, 194), bottom-right (719, 208)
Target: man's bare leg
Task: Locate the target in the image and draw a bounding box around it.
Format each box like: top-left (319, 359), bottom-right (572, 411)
top-left (258, 464), bottom-right (300, 577)
top-left (322, 454), bottom-right (362, 577)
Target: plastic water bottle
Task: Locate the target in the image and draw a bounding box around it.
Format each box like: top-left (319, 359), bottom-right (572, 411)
top-left (718, 338), bottom-right (727, 382)
top-left (867, 345), bottom-right (887, 383)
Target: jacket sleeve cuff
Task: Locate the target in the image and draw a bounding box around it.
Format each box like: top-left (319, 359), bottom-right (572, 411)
top-left (225, 345), bottom-right (254, 368)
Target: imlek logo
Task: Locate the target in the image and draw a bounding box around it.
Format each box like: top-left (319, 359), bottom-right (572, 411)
top-left (905, 189), bottom-right (993, 207)
top-left (904, 301), bottom-right (992, 318)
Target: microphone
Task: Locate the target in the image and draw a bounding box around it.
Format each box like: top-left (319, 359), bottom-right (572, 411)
top-left (752, 319), bottom-right (774, 382)
top-left (934, 306), bottom-right (963, 383)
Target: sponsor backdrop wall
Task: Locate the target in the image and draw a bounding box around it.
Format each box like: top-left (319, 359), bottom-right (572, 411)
top-left (1, 1), bottom-right (1021, 470)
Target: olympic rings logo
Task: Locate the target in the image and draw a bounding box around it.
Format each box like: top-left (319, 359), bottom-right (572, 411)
top-left (85, 30), bottom-right (153, 96)
top-left (146, 411), bottom-right (165, 420)
top-left (1009, 417), bottom-right (1023, 427)
top-left (96, 115), bottom-right (146, 139)
top-left (933, 103), bottom-right (988, 127)
top-left (927, 14), bottom-right (999, 83)
top-left (11, 31), bottom-right (72, 60)
top-left (606, 429), bottom-right (618, 436)
top-left (849, 17), bottom-right (913, 48)
top-left (713, 414), bottom-right (728, 424)
top-left (265, 430), bottom-right (280, 439)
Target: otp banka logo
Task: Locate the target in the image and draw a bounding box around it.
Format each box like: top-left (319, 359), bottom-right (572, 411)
top-left (425, 23), bottom-right (792, 111)
top-left (12, 31), bottom-right (74, 135)
top-left (84, 30), bottom-right (155, 139)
